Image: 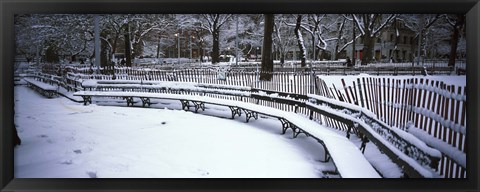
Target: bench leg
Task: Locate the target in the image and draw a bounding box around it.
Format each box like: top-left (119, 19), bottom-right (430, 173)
top-left (346, 126), bottom-right (352, 139)
top-left (124, 97), bottom-right (134, 107)
top-left (291, 125), bottom-right (298, 138)
top-left (278, 118), bottom-right (298, 138)
top-left (359, 136), bottom-right (369, 154)
top-left (293, 128), bottom-right (309, 139)
top-left (140, 97), bottom-right (151, 107)
top-left (228, 106), bottom-right (242, 119)
top-left (48, 90), bottom-right (56, 98)
top-left (325, 152), bottom-right (331, 162)
top-left (82, 96), bottom-right (92, 105)
top-left (180, 100), bottom-right (190, 111)
top-left (318, 143), bottom-right (331, 163)
top-left (279, 118), bottom-right (293, 135)
top-left (191, 101), bottom-right (205, 113)
top-left (290, 125), bottom-right (307, 138)
top-left (242, 109), bottom-right (258, 123)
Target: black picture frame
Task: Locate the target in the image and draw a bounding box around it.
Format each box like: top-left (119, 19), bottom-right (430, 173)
top-left (1, 0), bottom-right (479, 191)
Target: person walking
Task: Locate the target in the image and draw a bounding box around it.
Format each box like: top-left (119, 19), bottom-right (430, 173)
top-left (345, 57), bottom-right (352, 67)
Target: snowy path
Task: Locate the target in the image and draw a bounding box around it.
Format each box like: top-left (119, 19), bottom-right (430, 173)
top-left (14, 86), bottom-right (340, 178)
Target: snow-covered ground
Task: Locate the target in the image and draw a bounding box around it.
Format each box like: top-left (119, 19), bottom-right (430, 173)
top-left (14, 85), bottom-right (336, 178)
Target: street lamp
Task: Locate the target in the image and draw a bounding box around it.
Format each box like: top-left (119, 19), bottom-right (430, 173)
top-left (190, 36), bottom-right (195, 62)
top-left (199, 38), bottom-right (204, 64)
top-left (256, 47), bottom-right (259, 61)
top-left (94, 14), bottom-right (101, 73)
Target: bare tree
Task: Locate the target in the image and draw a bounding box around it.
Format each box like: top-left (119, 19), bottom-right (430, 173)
top-left (199, 14), bottom-right (233, 64)
top-left (15, 14), bottom-right (95, 64)
top-left (445, 14), bottom-right (465, 67)
top-left (293, 14), bottom-right (307, 67)
top-left (398, 14), bottom-right (441, 65)
top-left (273, 15), bottom-right (296, 65)
top-left (353, 14), bottom-right (396, 65)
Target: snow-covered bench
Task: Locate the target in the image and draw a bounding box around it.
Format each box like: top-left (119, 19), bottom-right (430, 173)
top-left (24, 78), bottom-right (57, 98)
top-left (80, 79), bottom-right (251, 98)
top-left (306, 94), bottom-right (442, 178)
top-left (73, 90), bottom-right (380, 178)
top-left (250, 88), bottom-right (307, 113)
top-left (233, 90), bottom-right (443, 178)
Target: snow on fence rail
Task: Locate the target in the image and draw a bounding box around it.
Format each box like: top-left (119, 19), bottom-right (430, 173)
top-left (316, 75), bottom-right (467, 178)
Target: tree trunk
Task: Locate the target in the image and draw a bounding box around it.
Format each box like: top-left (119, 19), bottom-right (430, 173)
top-left (448, 29), bottom-right (459, 67)
top-left (200, 46), bottom-right (204, 62)
top-left (448, 14), bottom-right (465, 67)
top-left (124, 23), bottom-right (132, 67)
top-left (294, 15), bottom-right (306, 67)
top-left (334, 19), bottom-right (345, 60)
top-left (211, 30), bottom-right (220, 64)
top-left (361, 34), bottom-right (374, 65)
top-left (156, 36), bottom-right (162, 59)
top-left (352, 18), bottom-right (356, 64)
top-left (100, 31), bottom-right (109, 69)
top-left (311, 34), bottom-right (316, 61)
top-left (260, 14), bottom-right (274, 81)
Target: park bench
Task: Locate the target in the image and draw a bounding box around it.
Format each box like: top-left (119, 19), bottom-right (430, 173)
top-left (306, 94), bottom-right (441, 178)
top-left (80, 80), bottom-right (251, 97)
top-left (73, 89), bottom-right (380, 178)
top-left (249, 90), bottom-right (441, 177)
top-left (23, 77), bottom-right (57, 98)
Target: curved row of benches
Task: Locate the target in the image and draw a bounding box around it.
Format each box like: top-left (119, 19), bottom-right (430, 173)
top-left (73, 90), bottom-right (380, 178)
top-left (72, 79), bottom-right (443, 178)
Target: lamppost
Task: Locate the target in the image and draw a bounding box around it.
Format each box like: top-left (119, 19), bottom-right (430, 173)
top-left (199, 38), bottom-right (204, 64)
top-left (190, 36), bottom-right (194, 62)
top-left (94, 14), bottom-right (101, 73)
top-left (255, 47), bottom-right (259, 83)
